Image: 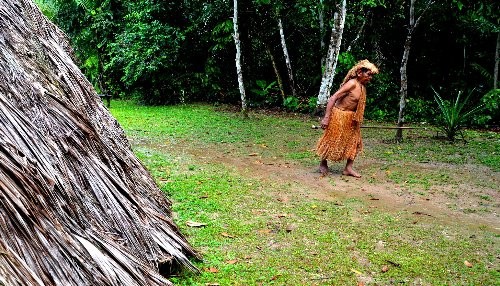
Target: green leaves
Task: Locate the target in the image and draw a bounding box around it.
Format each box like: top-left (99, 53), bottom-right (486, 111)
top-left (432, 87), bottom-right (484, 141)
top-left (254, 0), bottom-right (271, 4)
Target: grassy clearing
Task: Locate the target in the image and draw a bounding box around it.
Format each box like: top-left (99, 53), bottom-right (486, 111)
top-left (110, 100), bottom-right (499, 285)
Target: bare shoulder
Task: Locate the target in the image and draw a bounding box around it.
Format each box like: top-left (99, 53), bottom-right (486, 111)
top-left (337, 79), bottom-right (357, 93)
top-left (344, 79), bottom-right (358, 89)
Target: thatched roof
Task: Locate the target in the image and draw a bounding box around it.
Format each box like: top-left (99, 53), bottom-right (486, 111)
top-left (0, 1), bottom-right (199, 285)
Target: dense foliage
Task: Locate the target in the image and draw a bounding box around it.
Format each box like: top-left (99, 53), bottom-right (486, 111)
top-left (35, 0), bottom-right (498, 126)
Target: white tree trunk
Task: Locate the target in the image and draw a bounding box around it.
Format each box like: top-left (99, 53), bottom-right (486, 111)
top-left (346, 17), bottom-right (366, 52)
top-left (278, 18), bottom-right (296, 98)
top-left (233, 0), bottom-right (247, 114)
top-left (316, 0), bottom-right (346, 107)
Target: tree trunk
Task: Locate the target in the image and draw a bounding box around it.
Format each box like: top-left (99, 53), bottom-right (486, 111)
top-left (346, 16), bottom-right (366, 53)
top-left (233, 0), bottom-right (247, 116)
top-left (396, 33), bottom-right (412, 141)
top-left (319, 0), bottom-right (325, 70)
top-left (494, 31), bottom-right (499, 89)
top-left (0, 1), bottom-right (199, 285)
top-left (396, 0), bottom-right (433, 141)
top-left (278, 17), bottom-right (297, 98)
top-left (316, 0), bottom-right (346, 109)
top-left (266, 45), bottom-right (285, 102)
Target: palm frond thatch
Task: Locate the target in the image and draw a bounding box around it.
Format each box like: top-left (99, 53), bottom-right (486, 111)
top-left (0, 1), bottom-right (199, 285)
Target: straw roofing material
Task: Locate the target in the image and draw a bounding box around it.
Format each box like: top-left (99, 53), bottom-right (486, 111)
top-left (0, 1), bottom-right (199, 285)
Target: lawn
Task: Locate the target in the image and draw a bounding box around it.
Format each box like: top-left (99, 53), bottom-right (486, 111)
top-left (110, 100), bottom-right (499, 285)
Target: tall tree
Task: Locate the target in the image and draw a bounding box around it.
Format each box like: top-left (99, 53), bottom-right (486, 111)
top-left (233, 0), bottom-right (247, 115)
top-left (54, 0), bottom-right (124, 95)
top-left (454, 0), bottom-right (500, 90)
top-left (278, 17), bottom-right (297, 98)
top-left (316, 0), bottom-right (346, 108)
top-left (495, 32), bottom-right (499, 89)
top-left (395, 0), bottom-right (433, 142)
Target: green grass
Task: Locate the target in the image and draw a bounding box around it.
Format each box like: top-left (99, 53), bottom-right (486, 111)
top-left (110, 100), bottom-right (499, 285)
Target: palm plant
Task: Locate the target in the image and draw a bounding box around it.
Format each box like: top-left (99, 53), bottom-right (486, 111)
top-left (432, 87), bottom-right (484, 142)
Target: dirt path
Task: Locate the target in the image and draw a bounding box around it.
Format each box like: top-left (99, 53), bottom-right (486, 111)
top-left (180, 144), bottom-right (499, 232)
top-left (130, 133), bottom-right (499, 232)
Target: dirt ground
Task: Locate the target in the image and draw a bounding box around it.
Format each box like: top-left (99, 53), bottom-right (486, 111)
top-left (184, 144), bottom-right (500, 233)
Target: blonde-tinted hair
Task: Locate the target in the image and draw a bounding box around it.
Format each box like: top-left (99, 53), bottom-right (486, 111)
top-left (341, 59), bottom-right (379, 86)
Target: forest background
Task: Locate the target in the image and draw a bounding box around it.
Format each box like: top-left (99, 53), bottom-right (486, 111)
top-left (34, 0), bottom-right (499, 128)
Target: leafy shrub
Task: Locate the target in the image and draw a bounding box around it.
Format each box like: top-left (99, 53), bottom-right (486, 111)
top-left (249, 80), bottom-right (279, 107)
top-left (365, 72), bottom-right (399, 121)
top-left (404, 97), bottom-right (437, 123)
top-left (366, 109), bottom-right (390, 121)
top-left (306, 96), bottom-right (317, 113)
top-left (432, 87), bottom-right (484, 141)
top-left (474, 88), bottom-right (500, 126)
top-left (283, 96), bottom-right (300, 112)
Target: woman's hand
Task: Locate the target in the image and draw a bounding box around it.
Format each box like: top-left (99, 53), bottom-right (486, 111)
top-left (320, 117), bottom-right (329, 129)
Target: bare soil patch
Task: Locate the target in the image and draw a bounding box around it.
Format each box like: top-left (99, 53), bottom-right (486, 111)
top-left (145, 138), bottom-right (499, 232)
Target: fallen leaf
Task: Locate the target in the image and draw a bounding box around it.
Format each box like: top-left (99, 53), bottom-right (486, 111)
top-left (248, 153), bottom-right (259, 156)
top-left (221, 232), bottom-right (236, 238)
top-left (226, 259), bottom-right (238, 264)
top-left (286, 224), bottom-right (297, 233)
top-left (186, 221), bottom-right (207, 227)
top-left (357, 282), bottom-right (365, 286)
top-left (375, 240), bottom-right (385, 251)
top-left (464, 260), bottom-right (473, 268)
top-left (381, 265), bottom-right (389, 272)
top-left (258, 229), bottom-right (272, 234)
top-left (351, 268), bottom-right (363, 275)
top-left (277, 197), bottom-right (289, 203)
top-left (270, 274), bottom-right (281, 280)
top-left (204, 267), bottom-right (219, 273)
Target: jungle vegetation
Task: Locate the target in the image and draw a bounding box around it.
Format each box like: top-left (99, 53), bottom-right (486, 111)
top-left (35, 0), bottom-right (499, 127)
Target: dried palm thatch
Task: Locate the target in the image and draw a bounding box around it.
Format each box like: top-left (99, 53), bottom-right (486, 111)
top-left (0, 1), bottom-right (200, 285)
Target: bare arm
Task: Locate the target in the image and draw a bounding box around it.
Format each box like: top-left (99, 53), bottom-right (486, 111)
top-left (320, 80), bottom-right (356, 129)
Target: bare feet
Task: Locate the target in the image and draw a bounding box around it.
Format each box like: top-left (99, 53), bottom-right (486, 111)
top-left (343, 159), bottom-right (361, 178)
top-left (319, 160), bottom-right (329, 176)
top-left (342, 168), bottom-right (361, 178)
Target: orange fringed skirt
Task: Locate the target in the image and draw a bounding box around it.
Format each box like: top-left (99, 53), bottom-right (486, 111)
top-left (316, 107), bottom-right (363, 161)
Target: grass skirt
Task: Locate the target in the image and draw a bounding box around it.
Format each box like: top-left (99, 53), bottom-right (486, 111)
top-left (316, 107), bottom-right (362, 161)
